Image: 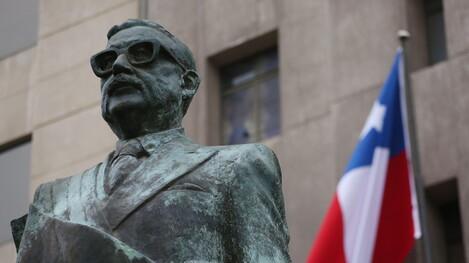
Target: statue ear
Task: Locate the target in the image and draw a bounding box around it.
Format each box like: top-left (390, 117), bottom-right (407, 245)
top-left (180, 70), bottom-right (200, 114)
top-left (181, 70), bottom-right (200, 98)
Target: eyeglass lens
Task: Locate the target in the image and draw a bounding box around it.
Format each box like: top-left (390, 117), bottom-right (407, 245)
top-left (95, 51), bottom-right (117, 73)
top-left (94, 41), bottom-right (156, 74)
top-left (128, 42), bottom-right (155, 64)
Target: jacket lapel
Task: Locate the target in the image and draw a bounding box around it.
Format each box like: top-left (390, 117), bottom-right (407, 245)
top-left (101, 141), bottom-right (217, 230)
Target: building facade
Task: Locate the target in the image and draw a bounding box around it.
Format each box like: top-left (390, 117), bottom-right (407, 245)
top-left (0, 0), bottom-right (468, 262)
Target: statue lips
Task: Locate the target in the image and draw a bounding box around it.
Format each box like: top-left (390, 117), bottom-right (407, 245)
top-left (111, 85), bottom-right (139, 97)
top-left (107, 75), bottom-right (144, 98)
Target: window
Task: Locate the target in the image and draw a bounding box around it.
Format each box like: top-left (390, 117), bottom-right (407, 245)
top-left (439, 201), bottom-right (465, 262)
top-left (424, 0), bottom-right (448, 64)
top-left (426, 179), bottom-right (466, 263)
top-left (0, 139), bottom-right (31, 243)
top-left (220, 49), bottom-right (280, 145)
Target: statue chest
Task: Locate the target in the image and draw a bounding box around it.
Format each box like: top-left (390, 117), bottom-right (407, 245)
top-left (112, 185), bottom-right (227, 262)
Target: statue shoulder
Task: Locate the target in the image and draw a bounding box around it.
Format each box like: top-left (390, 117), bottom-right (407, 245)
top-left (205, 143), bottom-right (281, 184)
top-left (205, 143), bottom-right (276, 160)
top-left (32, 162), bottom-right (104, 206)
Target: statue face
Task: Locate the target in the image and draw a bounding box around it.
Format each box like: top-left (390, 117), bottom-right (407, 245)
top-left (93, 26), bottom-right (185, 136)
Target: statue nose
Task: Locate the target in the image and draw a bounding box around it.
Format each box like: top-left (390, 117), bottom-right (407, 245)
top-left (112, 54), bottom-right (132, 75)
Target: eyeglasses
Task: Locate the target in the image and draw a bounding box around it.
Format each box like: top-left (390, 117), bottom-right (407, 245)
top-left (90, 39), bottom-right (186, 78)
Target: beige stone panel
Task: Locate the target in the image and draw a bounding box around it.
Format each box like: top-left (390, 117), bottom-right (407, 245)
top-left (273, 115), bottom-right (336, 262)
top-left (330, 0), bottom-right (406, 100)
top-left (147, 0), bottom-right (199, 52)
top-left (450, 53), bottom-right (469, 168)
top-left (0, 48), bottom-right (35, 99)
top-left (280, 0), bottom-right (327, 24)
top-left (0, 242), bottom-right (16, 263)
top-left (202, 0), bottom-right (278, 55)
top-left (39, 0), bottom-right (132, 37)
top-left (0, 91), bottom-right (30, 145)
top-left (31, 105), bottom-right (116, 178)
top-left (444, 0), bottom-right (469, 58)
top-left (280, 9), bottom-right (332, 129)
top-left (31, 62), bottom-right (101, 127)
top-left (34, 1), bottom-right (138, 81)
top-left (412, 61), bottom-right (460, 186)
top-left (30, 147), bottom-right (113, 200)
top-left (331, 85), bottom-right (380, 177)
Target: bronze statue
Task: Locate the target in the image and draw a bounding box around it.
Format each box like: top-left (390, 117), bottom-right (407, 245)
top-left (12, 19), bottom-right (290, 263)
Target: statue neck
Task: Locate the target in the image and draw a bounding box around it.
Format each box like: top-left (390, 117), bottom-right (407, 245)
top-left (107, 111), bottom-right (183, 140)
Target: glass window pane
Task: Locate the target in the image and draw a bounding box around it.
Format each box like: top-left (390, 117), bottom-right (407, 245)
top-left (258, 50), bottom-right (279, 75)
top-left (231, 71), bottom-right (257, 87)
top-left (221, 48), bottom-right (278, 89)
top-left (260, 76), bottom-right (280, 139)
top-left (222, 88), bottom-right (258, 144)
top-left (221, 60), bottom-right (256, 89)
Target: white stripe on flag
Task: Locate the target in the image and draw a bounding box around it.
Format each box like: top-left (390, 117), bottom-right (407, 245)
top-left (337, 147), bottom-right (390, 263)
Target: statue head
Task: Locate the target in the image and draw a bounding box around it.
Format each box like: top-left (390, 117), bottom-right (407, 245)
top-left (90, 19), bottom-right (200, 140)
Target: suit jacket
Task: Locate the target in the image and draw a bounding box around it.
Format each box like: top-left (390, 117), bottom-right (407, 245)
top-left (13, 129), bottom-right (290, 262)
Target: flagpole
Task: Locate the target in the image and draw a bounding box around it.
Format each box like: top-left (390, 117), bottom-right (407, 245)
top-left (398, 30), bottom-right (432, 263)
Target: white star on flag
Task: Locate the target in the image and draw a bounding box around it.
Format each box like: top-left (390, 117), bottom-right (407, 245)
top-left (360, 101), bottom-right (387, 139)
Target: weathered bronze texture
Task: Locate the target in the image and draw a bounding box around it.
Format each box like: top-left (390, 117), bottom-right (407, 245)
top-left (12, 19), bottom-right (290, 263)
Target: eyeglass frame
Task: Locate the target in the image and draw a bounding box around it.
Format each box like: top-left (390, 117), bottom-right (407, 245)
top-left (90, 39), bottom-right (189, 78)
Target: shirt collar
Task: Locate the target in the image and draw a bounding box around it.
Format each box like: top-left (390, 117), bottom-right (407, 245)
top-left (115, 128), bottom-right (185, 154)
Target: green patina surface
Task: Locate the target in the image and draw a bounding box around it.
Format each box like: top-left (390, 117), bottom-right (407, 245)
top-left (12, 19), bottom-right (290, 263)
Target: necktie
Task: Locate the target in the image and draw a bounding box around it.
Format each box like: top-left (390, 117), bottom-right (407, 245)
top-left (106, 139), bottom-right (147, 194)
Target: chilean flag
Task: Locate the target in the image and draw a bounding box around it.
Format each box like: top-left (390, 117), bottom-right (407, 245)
top-left (307, 50), bottom-right (421, 263)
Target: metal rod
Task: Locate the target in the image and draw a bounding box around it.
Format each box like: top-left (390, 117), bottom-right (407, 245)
top-left (398, 30), bottom-right (433, 263)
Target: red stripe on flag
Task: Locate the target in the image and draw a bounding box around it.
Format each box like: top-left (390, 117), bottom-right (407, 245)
top-left (307, 194), bottom-right (346, 263)
top-left (372, 151), bottom-right (414, 262)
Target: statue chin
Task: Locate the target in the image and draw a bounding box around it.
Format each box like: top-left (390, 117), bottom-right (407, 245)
top-left (108, 91), bottom-right (146, 113)
top-left (104, 95), bottom-right (150, 139)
